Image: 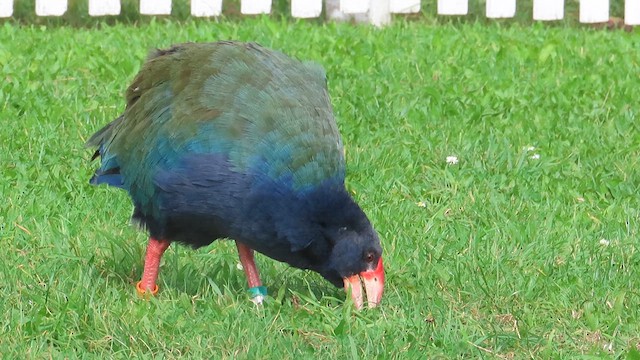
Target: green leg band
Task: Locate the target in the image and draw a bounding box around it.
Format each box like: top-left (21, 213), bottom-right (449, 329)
top-left (248, 286), bottom-right (267, 299)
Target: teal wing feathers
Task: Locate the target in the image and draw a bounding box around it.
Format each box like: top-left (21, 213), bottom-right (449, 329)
top-left (88, 41), bottom-right (345, 213)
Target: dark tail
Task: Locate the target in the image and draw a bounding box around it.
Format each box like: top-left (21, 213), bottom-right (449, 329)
top-left (87, 116), bottom-right (126, 189)
top-left (86, 115), bottom-right (123, 148)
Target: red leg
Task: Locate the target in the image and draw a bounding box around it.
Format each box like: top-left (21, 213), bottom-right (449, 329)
top-left (236, 241), bottom-right (262, 288)
top-left (235, 241), bottom-right (267, 304)
top-left (136, 237), bottom-right (171, 297)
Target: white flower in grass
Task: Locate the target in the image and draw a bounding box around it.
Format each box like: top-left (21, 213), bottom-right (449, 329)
top-left (599, 239), bottom-right (610, 246)
top-left (446, 156), bottom-right (459, 165)
top-left (417, 201), bottom-right (427, 208)
top-left (523, 146), bottom-right (540, 159)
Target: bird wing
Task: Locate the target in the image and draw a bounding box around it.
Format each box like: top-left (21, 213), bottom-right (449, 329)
top-left (88, 41), bottom-right (345, 216)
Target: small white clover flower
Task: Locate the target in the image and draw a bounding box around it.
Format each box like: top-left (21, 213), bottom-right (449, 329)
top-left (446, 156), bottom-right (459, 165)
top-left (530, 153), bottom-right (540, 160)
top-left (599, 239), bottom-right (610, 246)
top-left (416, 201), bottom-right (426, 208)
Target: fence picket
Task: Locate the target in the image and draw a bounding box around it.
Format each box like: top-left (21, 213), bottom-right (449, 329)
top-left (241, 0), bottom-right (272, 14)
top-left (369, 0), bottom-right (390, 26)
top-left (487, 0), bottom-right (516, 18)
top-left (2, 0), bottom-right (636, 27)
top-left (533, 0), bottom-right (564, 20)
top-left (140, 0), bottom-right (172, 15)
top-left (0, 0), bottom-right (12, 17)
top-left (438, 0), bottom-right (468, 15)
top-left (626, 0), bottom-right (640, 24)
top-left (89, 0), bottom-right (121, 16)
top-left (36, 0), bottom-right (67, 16)
top-left (192, 0), bottom-right (222, 17)
top-left (580, 0), bottom-right (609, 23)
top-left (291, 0), bottom-right (322, 18)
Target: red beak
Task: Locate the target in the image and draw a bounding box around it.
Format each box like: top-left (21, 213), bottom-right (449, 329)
top-left (343, 257), bottom-right (385, 309)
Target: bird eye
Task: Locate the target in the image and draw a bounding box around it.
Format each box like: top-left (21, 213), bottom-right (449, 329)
top-left (364, 252), bottom-right (375, 263)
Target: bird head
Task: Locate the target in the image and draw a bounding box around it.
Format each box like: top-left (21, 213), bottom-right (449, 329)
top-left (318, 222), bottom-right (385, 309)
top-left (247, 178), bottom-right (385, 309)
top-left (296, 185), bottom-right (384, 309)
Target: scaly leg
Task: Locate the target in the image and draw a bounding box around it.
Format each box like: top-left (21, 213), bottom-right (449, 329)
top-left (235, 241), bottom-right (267, 304)
top-left (136, 237), bottom-right (171, 297)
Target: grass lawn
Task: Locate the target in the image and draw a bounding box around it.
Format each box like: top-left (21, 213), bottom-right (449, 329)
top-left (1, 18), bottom-right (639, 358)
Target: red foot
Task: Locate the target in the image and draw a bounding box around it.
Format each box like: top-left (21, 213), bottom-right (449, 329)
top-left (137, 237), bottom-right (170, 298)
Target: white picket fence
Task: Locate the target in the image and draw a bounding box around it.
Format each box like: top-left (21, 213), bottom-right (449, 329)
top-left (1, 0), bottom-right (639, 26)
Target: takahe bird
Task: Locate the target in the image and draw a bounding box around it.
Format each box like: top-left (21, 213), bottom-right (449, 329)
top-left (87, 41), bottom-right (384, 309)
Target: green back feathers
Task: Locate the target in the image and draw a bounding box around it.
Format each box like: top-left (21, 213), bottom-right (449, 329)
top-left (88, 42), bottom-right (346, 207)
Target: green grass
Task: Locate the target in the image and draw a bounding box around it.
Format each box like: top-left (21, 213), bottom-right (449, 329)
top-left (1, 18), bottom-right (640, 358)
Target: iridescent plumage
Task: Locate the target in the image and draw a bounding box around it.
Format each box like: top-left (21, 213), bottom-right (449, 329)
top-left (88, 42), bottom-right (384, 308)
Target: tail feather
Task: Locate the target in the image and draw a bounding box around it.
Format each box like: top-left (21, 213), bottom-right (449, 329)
top-left (90, 173), bottom-right (124, 188)
top-left (88, 115), bottom-right (126, 189)
top-left (86, 115), bottom-right (123, 148)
